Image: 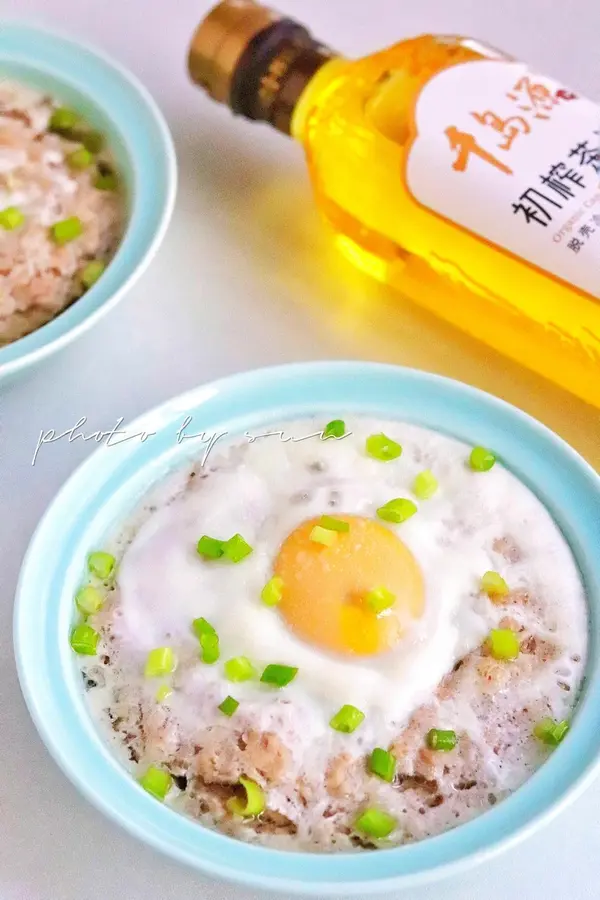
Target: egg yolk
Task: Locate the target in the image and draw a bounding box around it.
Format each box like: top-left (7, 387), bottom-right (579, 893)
top-left (274, 516), bottom-right (424, 656)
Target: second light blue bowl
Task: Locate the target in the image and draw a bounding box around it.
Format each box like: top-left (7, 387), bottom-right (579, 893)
top-left (14, 362), bottom-right (600, 895)
top-left (0, 24), bottom-right (176, 383)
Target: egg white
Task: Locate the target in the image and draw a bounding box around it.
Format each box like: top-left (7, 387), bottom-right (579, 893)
top-left (113, 417), bottom-right (586, 734)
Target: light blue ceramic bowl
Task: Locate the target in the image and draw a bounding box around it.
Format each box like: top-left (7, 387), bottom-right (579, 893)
top-left (14, 362), bottom-right (600, 895)
top-left (0, 24), bottom-right (176, 383)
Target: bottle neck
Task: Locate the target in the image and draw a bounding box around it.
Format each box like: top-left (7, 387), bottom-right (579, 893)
top-left (228, 19), bottom-right (339, 136)
top-left (188, 3), bottom-right (341, 138)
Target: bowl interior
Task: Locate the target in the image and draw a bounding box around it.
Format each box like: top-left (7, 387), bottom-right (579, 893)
top-left (0, 25), bottom-right (175, 378)
top-left (0, 58), bottom-right (134, 209)
top-left (14, 362), bottom-right (600, 895)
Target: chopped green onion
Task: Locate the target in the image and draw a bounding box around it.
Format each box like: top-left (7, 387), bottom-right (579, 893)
top-left (413, 469), bottom-right (439, 500)
top-left (138, 766), bottom-right (172, 801)
top-left (261, 575), bottom-right (284, 607)
top-left (426, 728), bottom-right (457, 751)
top-left (319, 515), bottom-right (350, 533)
top-left (309, 525), bottom-right (337, 546)
top-left (322, 419), bottom-right (346, 439)
top-left (469, 446), bottom-right (496, 472)
top-left (75, 585), bottom-right (104, 616)
top-left (88, 550), bottom-right (116, 580)
top-left (330, 704), bottom-right (365, 733)
top-left (487, 628), bottom-right (520, 661)
top-left (197, 535), bottom-right (224, 559)
top-left (481, 570), bottom-right (509, 598)
top-left (222, 533), bottom-right (253, 563)
top-left (156, 684), bottom-right (172, 703)
top-left (80, 130), bottom-right (104, 153)
top-left (369, 748), bottom-right (396, 782)
top-left (80, 260), bottom-right (106, 288)
top-left (365, 586), bottom-right (396, 615)
top-left (67, 147), bottom-right (93, 170)
top-left (94, 172), bottom-right (118, 191)
top-left (199, 632), bottom-right (220, 664)
top-left (224, 656), bottom-right (257, 682)
top-left (533, 718), bottom-right (570, 746)
top-left (355, 807), bottom-right (397, 839)
top-left (49, 106), bottom-right (80, 132)
top-left (50, 216), bottom-right (83, 245)
top-left (192, 617), bottom-right (216, 640)
top-left (376, 498), bottom-right (417, 524)
top-left (218, 695), bottom-right (239, 717)
top-left (549, 720), bottom-right (570, 743)
top-left (0, 206), bottom-right (25, 230)
top-left (260, 664), bottom-right (298, 687)
top-left (226, 776), bottom-right (265, 817)
top-left (144, 647), bottom-right (177, 678)
top-left (70, 624), bottom-right (100, 655)
top-left (366, 433), bottom-right (402, 462)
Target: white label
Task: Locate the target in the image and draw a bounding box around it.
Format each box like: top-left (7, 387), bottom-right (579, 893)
top-left (406, 60), bottom-right (600, 297)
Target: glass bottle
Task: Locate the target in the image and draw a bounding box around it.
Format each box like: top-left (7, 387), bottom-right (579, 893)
top-left (188, 1), bottom-right (600, 408)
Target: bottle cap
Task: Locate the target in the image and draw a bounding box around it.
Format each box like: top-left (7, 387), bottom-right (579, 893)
top-left (188, 1), bottom-right (281, 104)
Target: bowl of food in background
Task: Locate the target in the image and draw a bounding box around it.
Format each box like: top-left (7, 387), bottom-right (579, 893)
top-left (13, 362), bottom-right (600, 895)
top-left (0, 24), bottom-right (176, 383)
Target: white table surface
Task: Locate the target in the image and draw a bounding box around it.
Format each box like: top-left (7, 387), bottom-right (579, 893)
top-left (1, 1), bottom-right (599, 898)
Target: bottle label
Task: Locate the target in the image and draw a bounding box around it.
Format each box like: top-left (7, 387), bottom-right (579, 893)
top-left (405, 60), bottom-right (600, 296)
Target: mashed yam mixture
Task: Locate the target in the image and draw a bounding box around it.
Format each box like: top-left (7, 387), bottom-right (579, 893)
top-left (0, 79), bottom-right (124, 344)
top-left (78, 418), bottom-right (587, 851)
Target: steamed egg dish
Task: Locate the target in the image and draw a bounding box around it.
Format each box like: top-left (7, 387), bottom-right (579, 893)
top-left (74, 417), bottom-right (588, 851)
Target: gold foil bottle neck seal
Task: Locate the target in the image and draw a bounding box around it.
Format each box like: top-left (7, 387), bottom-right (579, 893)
top-left (188, 1), bottom-right (282, 104)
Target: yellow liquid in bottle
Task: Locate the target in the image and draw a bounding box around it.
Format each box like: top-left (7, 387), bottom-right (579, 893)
top-left (291, 36), bottom-right (600, 409)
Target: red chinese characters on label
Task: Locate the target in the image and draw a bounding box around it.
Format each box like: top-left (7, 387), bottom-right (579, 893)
top-left (406, 60), bottom-right (600, 297)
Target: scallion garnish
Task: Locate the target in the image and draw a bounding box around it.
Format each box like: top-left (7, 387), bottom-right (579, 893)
top-left (224, 656), bottom-right (256, 682)
top-left (197, 535), bottom-right (225, 559)
top-left (156, 684), bottom-right (172, 703)
top-left (227, 776), bottom-right (265, 817)
top-left (365, 586), bottom-right (395, 615)
top-left (487, 628), bottom-right (520, 660)
top-left (87, 550), bottom-right (115, 580)
top-left (69, 624), bottom-right (100, 655)
top-left (376, 498), bottom-right (417, 524)
top-left (67, 147), bottom-right (93, 170)
top-left (218, 695), bottom-right (239, 717)
top-left (138, 766), bottom-right (172, 801)
top-left (481, 570), bottom-right (509, 598)
top-left (192, 617), bottom-right (216, 640)
top-left (50, 216), bottom-right (83, 245)
top-left (322, 419), bottom-right (346, 440)
top-left (426, 728), bottom-right (457, 751)
top-left (144, 647), bottom-right (177, 678)
top-left (75, 585), bottom-right (104, 616)
top-left (319, 515), bottom-right (350, 533)
top-left (329, 704), bottom-right (365, 733)
top-left (413, 469), bottom-right (439, 500)
top-left (260, 664), bottom-right (298, 687)
top-left (469, 446), bottom-right (496, 472)
top-left (94, 172), bottom-right (118, 191)
top-left (222, 533), bottom-right (253, 563)
top-left (309, 525), bottom-right (337, 546)
top-left (354, 807), bottom-right (397, 839)
top-left (366, 433), bottom-right (402, 462)
top-left (533, 718), bottom-right (570, 746)
top-left (200, 632), bottom-right (220, 664)
top-left (48, 106), bottom-right (80, 133)
top-left (0, 206), bottom-right (25, 230)
top-left (80, 260), bottom-right (105, 288)
top-left (261, 576), bottom-right (284, 607)
top-left (369, 748), bottom-right (396, 782)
